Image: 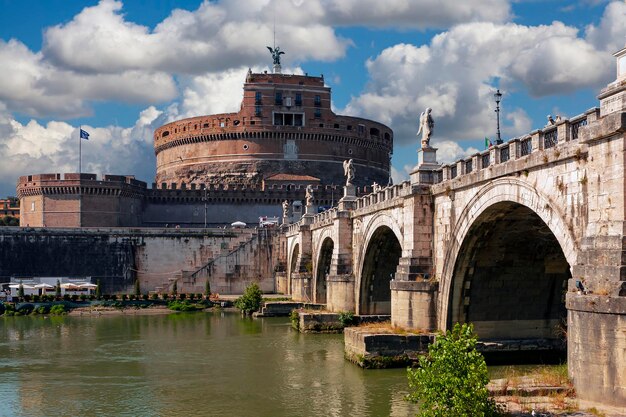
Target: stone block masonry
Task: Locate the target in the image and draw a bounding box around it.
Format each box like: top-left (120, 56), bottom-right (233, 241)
top-left (0, 227), bottom-right (276, 294)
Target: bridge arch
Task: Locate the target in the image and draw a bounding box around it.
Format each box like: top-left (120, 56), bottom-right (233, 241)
top-left (314, 237), bottom-right (333, 304)
top-left (439, 178), bottom-right (577, 339)
top-left (356, 214), bottom-right (404, 315)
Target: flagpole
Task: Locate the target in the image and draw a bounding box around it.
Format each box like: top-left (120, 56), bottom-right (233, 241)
top-left (78, 126), bottom-right (82, 227)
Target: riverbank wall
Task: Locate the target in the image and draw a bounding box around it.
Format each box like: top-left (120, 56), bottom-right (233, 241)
top-left (0, 227), bottom-right (276, 294)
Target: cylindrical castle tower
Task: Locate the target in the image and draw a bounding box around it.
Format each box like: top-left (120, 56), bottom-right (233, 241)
top-left (153, 70), bottom-right (393, 189)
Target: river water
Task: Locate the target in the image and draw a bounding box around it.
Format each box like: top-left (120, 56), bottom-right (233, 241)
top-left (0, 311), bottom-right (420, 417)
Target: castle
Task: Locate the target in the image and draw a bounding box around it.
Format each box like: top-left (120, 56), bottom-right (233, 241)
top-left (17, 66), bottom-right (393, 228)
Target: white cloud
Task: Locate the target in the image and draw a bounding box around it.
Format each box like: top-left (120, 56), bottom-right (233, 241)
top-left (343, 12), bottom-right (624, 147)
top-left (0, 106), bottom-right (159, 196)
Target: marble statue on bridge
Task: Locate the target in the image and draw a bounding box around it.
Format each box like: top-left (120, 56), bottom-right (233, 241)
top-left (305, 185), bottom-right (314, 207)
top-left (343, 159), bottom-right (355, 186)
top-left (417, 107), bottom-right (434, 148)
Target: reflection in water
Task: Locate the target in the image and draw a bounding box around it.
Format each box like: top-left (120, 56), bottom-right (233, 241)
top-left (0, 312), bottom-right (418, 417)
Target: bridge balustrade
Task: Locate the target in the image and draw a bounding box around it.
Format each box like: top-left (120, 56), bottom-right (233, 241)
top-left (543, 128), bottom-right (558, 148)
top-left (500, 145), bottom-right (510, 162)
top-left (481, 153), bottom-right (490, 169)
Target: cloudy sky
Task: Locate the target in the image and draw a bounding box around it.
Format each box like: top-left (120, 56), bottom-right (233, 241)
top-left (0, 0), bottom-right (625, 196)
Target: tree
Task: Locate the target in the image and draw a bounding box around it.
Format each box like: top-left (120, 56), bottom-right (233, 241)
top-left (55, 279), bottom-right (61, 298)
top-left (96, 279), bottom-right (102, 299)
top-left (171, 280), bottom-right (177, 296)
top-left (204, 279), bottom-right (211, 298)
top-left (17, 281), bottom-right (24, 299)
top-left (134, 278), bottom-right (141, 297)
top-left (407, 323), bottom-right (503, 417)
top-left (235, 282), bottom-right (263, 315)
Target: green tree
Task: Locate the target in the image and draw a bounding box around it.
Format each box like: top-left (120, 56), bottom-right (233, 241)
top-left (235, 282), bottom-right (263, 315)
top-left (407, 323), bottom-right (502, 417)
top-left (55, 279), bottom-right (62, 298)
top-left (204, 279), bottom-right (211, 297)
top-left (17, 281), bottom-right (24, 299)
top-left (134, 278), bottom-right (141, 297)
top-left (96, 279), bottom-right (102, 299)
top-left (171, 280), bottom-right (177, 296)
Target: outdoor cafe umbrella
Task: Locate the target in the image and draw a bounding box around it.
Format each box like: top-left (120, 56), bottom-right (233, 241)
top-left (8, 284), bottom-right (35, 289)
top-left (60, 283), bottom-right (81, 290)
top-left (77, 283), bottom-right (97, 288)
top-left (34, 283), bottom-right (55, 293)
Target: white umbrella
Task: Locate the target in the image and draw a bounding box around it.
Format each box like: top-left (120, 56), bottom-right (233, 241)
top-left (77, 283), bottom-right (97, 289)
top-left (231, 221), bottom-right (247, 228)
top-left (60, 283), bottom-right (80, 289)
top-left (34, 283), bottom-right (54, 289)
top-left (9, 283), bottom-right (35, 289)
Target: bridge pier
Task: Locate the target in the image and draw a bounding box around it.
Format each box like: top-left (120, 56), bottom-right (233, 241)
top-left (326, 274), bottom-right (355, 312)
top-left (390, 280), bottom-right (438, 330)
top-left (567, 294), bottom-right (626, 405)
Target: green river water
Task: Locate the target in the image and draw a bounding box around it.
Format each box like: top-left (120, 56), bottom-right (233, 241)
top-left (0, 311), bottom-right (420, 417)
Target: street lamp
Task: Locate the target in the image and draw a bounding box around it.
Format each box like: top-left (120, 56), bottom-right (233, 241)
top-left (494, 89), bottom-right (503, 144)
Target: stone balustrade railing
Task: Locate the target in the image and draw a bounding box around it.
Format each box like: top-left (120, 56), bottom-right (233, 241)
top-left (434, 108), bottom-right (598, 184)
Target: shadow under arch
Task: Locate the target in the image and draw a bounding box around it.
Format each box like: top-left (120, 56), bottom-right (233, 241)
top-left (314, 237), bottom-right (333, 304)
top-left (447, 201), bottom-right (570, 349)
top-left (288, 242), bottom-right (300, 295)
top-left (359, 226), bottom-right (402, 315)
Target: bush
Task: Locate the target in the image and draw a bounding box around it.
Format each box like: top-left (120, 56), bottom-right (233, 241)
top-left (188, 293), bottom-right (195, 301)
top-left (179, 293), bottom-right (186, 300)
top-left (290, 309), bottom-right (300, 330)
top-left (162, 294), bottom-right (169, 301)
top-left (235, 283), bottom-right (263, 315)
top-left (50, 304), bottom-right (67, 315)
top-left (406, 323), bottom-right (503, 417)
top-left (167, 300), bottom-right (203, 312)
top-left (32, 305), bottom-right (49, 315)
top-left (338, 311), bottom-right (355, 327)
top-left (122, 294), bottom-right (128, 301)
top-left (79, 294), bottom-right (87, 301)
top-left (142, 294), bottom-right (149, 301)
top-left (151, 293), bottom-right (159, 301)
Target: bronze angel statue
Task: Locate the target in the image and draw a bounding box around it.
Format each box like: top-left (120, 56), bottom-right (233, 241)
top-left (267, 46), bottom-right (285, 65)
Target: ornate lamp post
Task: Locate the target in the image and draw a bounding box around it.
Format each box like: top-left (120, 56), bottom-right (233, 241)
top-left (494, 89), bottom-right (503, 144)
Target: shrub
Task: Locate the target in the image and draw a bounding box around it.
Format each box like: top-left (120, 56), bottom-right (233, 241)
top-left (95, 279), bottom-right (102, 299)
top-left (162, 294), bottom-right (169, 301)
top-left (406, 323), bottom-right (503, 417)
top-left (122, 294), bottom-right (128, 301)
top-left (142, 294), bottom-right (149, 301)
top-left (235, 283), bottom-right (263, 315)
top-left (179, 293), bottom-right (186, 300)
top-left (55, 280), bottom-right (61, 298)
top-left (188, 293), bottom-right (195, 301)
top-left (33, 295), bottom-right (40, 303)
top-left (338, 311), bottom-right (355, 327)
top-left (151, 293), bottom-right (159, 301)
top-left (50, 304), bottom-right (67, 315)
top-left (33, 305), bottom-right (49, 315)
top-left (70, 294), bottom-right (78, 302)
top-left (290, 309), bottom-right (300, 330)
top-left (167, 300), bottom-right (203, 312)
top-left (79, 294), bottom-right (87, 302)
top-left (205, 279), bottom-right (211, 297)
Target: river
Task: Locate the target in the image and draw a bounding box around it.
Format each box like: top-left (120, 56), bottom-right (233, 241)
top-left (0, 311), bottom-right (420, 417)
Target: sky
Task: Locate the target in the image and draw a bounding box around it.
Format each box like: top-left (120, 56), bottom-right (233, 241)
top-left (0, 0), bottom-right (625, 197)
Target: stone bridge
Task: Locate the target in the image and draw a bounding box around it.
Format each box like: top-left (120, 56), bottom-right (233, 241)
top-left (283, 57), bottom-right (626, 405)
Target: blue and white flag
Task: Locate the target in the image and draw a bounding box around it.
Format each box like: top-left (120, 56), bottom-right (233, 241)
top-left (80, 129), bottom-right (90, 140)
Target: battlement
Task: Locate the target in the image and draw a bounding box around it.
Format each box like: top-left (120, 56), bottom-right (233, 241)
top-left (17, 173), bottom-right (147, 199)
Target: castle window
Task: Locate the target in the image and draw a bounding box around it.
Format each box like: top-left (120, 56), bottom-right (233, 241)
top-left (285, 97), bottom-right (292, 107)
top-left (194, 124), bottom-right (197, 130)
top-left (255, 91), bottom-right (262, 105)
top-left (314, 95), bottom-right (321, 106)
top-left (220, 121), bottom-right (225, 127)
top-left (295, 93), bottom-right (302, 106)
top-left (334, 123), bottom-right (339, 129)
top-left (357, 124), bottom-right (365, 135)
top-left (385, 132), bottom-right (390, 141)
top-left (31, 202), bottom-right (35, 211)
top-left (370, 127), bottom-right (380, 138)
top-left (314, 108), bottom-right (321, 118)
top-left (347, 125), bottom-right (352, 131)
top-left (273, 112), bottom-right (304, 126)
top-left (203, 123), bottom-right (209, 128)
top-left (275, 92), bottom-right (283, 105)
top-left (255, 106), bottom-right (262, 117)
top-left (162, 131), bottom-right (170, 137)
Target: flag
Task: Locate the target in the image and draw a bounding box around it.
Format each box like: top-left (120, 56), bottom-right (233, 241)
top-left (484, 137), bottom-right (492, 148)
top-left (80, 129), bottom-right (90, 140)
